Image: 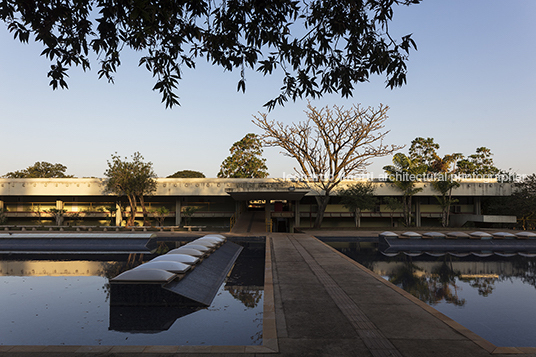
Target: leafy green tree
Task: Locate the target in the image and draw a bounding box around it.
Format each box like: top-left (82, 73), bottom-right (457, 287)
top-left (151, 206), bottom-right (170, 227)
top-left (407, 136), bottom-right (463, 226)
top-left (46, 208), bottom-right (65, 226)
top-left (431, 180), bottom-right (459, 227)
top-left (46, 208), bottom-right (81, 226)
top-left (167, 170), bottom-right (205, 178)
top-left (218, 134), bottom-right (268, 178)
top-left (429, 153), bottom-right (462, 227)
top-left (104, 152), bottom-right (157, 226)
top-left (182, 206), bottom-right (199, 226)
top-left (255, 103), bottom-right (400, 229)
top-left (338, 182), bottom-right (377, 228)
top-left (1, 0), bottom-right (420, 109)
top-left (384, 196), bottom-right (403, 227)
top-left (509, 174), bottom-right (536, 230)
top-left (383, 153), bottom-right (426, 226)
top-left (0, 208), bottom-right (7, 224)
top-left (4, 161), bottom-right (73, 178)
top-left (409, 137), bottom-right (440, 170)
top-left (456, 147), bottom-right (500, 176)
top-left (102, 205), bottom-right (118, 226)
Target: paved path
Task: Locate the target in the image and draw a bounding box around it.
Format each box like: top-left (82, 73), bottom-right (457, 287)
top-left (265, 233), bottom-right (534, 357)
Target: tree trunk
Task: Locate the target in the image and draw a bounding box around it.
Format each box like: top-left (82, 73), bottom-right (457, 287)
top-left (441, 205), bottom-right (448, 228)
top-left (314, 194), bottom-right (330, 229)
top-left (126, 195), bottom-right (137, 226)
top-left (139, 195), bottom-right (149, 226)
top-left (444, 188), bottom-right (454, 227)
top-left (355, 208), bottom-right (361, 228)
top-left (403, 195), bottom-right (412, 226)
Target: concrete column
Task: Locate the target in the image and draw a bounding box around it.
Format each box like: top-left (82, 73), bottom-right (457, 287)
top-left (175, 198), bottom-right (182, 226)
top-left (115, 202), bottom-right (122, 226)
top-left (414, 198), bottom-right (421, 227)
top-left (474, 197), bottom-right (482, 215)
top-left (265, 201), bottom-right (271, 220)
top-left (235, 201), bottom-right (242, 218)
top-left (265, 201), bottom-right (271, 232)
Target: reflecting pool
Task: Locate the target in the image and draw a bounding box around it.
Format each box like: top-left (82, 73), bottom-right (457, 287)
top-left (327, 241), bottom-right (536, 347)
top-left (0, 243), bottom-right (264, 346)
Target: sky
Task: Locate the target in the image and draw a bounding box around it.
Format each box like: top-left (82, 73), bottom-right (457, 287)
top-left (0, 0), bottom-right (535, 179)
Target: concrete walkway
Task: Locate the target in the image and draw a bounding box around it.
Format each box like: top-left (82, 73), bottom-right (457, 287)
top-left (2, 232), bottom-right (536, 356)
top-left (265, 233), bottom-right (536, 357)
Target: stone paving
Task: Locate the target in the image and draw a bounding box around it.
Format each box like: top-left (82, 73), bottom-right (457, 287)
top-left (263, 233), bottom-right (536, 357)
top-left (2, 232), bottom-right (536, 356)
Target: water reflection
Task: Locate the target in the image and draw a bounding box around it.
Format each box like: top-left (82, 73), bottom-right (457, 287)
top-left (109, 306), bottom-right (202, 332)
top-left (0, 244), bottom-right (265, 346)
top-left (328, 240), bottom-right (536, 347)
top-left (389, 257), bottom-right (465, 306)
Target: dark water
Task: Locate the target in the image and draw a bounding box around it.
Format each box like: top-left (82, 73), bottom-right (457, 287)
top-left (327, 241), bottom-right (536, 347)
top-left (0, 244), bottom-right (265, 346)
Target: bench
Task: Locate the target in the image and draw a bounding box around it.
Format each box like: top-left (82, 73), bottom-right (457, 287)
top-left (183, 226), bottom-right (207, 232)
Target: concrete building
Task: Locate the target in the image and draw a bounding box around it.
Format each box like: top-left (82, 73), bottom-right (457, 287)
top-left (0, 178), bottom-right (516, 231)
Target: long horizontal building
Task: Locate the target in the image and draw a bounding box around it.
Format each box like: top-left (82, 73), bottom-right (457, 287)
top-left (0, 178), bottom-right (516, 231)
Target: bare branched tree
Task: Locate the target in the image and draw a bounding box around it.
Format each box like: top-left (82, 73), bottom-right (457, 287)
top-left (253, 103), bottom-right (401, 228)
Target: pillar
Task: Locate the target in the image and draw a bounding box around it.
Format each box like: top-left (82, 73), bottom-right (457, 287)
top-left (235, 201), bottom-right (244, 221)
top-left (56, 200), bottom-right (64, 210)
top-left (294, 200), bottom-right (300, 229)
top-left (265, 200), bottom-right (271, 232)
top-left (115, 202), bottom-right (122, 226)
top-left (175, 198), bottom-right (182, 226)
top-left (474, 197), bottom-right (482, 215)
top-left (414, 198), bottom-right (421, 227)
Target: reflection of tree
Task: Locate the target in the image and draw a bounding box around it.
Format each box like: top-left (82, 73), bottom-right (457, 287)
top-left (429, 261), bottom-right (465, 306)
top-left (460, 277), bottom-right (496, 297)
top-left (338, 243), bottom-right (377, 271)
top-left (389, 259), bottom-right (433, 303)
top-left (100, 259), bottom-right (145, 302)
top-left (250, 311), bottom-right (263, 345)
top-left (227, 288), bottom-right (263, 309)
top-left (510, 257), bottom-right (536, 289)
top-left (390, 256), bottom-right (465, 307)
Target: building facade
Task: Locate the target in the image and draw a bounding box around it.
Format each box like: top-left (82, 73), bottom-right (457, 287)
top-left (0, 178), bottom-right (516, 231)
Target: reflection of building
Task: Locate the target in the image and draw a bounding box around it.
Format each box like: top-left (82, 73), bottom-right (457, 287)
top-left (0, 178), bottom-right (516, 230)
top-left (0, 260), bottom-right (108, 276)
top-left (372, 261), bottom-right (524, 278)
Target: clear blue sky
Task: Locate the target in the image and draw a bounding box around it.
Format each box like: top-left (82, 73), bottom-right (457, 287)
top-left (1, 0), bottom-right (535, 179)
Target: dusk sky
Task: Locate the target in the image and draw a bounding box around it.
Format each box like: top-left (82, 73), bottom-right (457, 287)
top-left (1, 0), bottom-right (535, 179)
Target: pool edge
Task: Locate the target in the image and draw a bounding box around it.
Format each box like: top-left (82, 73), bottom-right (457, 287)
top-left (319, 236), bottom-right (536, 355)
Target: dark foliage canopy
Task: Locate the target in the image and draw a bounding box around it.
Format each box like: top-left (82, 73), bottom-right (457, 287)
top-left (218, 133), bottom-right (268, 178)
top-left (3, 161), bottom-right (73, 178)
top-left (1, 0), bottom-right (420, 109)
top-left (167, 170), bottom-right (205, 178)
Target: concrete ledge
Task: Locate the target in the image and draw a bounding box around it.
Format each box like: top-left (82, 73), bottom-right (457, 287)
top-left (109, 346), bottom-right (147, 353)
top-left (42, 346), bottom-right (82, 353)
top-left (261, 235), bottom-right (279, 353)
top-left (7, 346), bottom-right (47, 353)
top-left (75, 346), bottom-right (113, 353)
